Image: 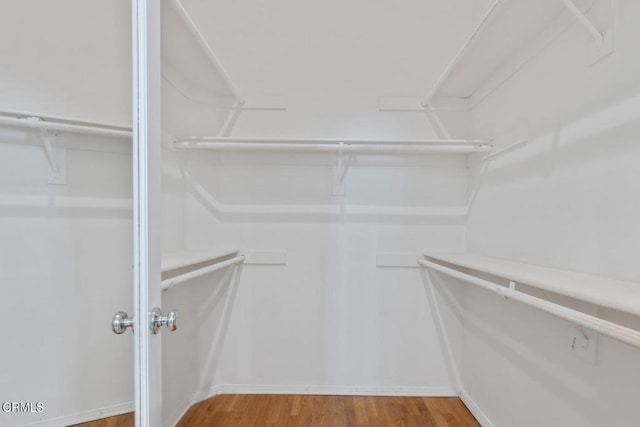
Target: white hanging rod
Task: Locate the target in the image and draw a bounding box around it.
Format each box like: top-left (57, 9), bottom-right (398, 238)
top-left (161, 254), bottom-right (245, 291)
top-left (178, 136), bottom-right (490, 145)
top-left (560, 0), bottom-right (604, 44)
top-left (424, 0), bottom-right (505, 103)
top-left (418, 258), bottom-right (640, 350)
top-left (168, 0), bottom-right (243, 102)
top-left (0, 111), bottom-right (132, 139)
top-left (175, 141), bottom-right (492, 154)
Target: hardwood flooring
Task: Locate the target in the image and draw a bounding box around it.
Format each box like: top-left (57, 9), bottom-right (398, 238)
top-left (178, 394), bottom-right (479, 427)
top-left (70, 411), bottom-right (134, 427)
top-left (72, 394), bottom-right (479, 427)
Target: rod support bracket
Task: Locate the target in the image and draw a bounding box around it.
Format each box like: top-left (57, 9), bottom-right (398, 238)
top-left (27, 117), bottom-right (67, 185)
top-left (332, 141), bottom-right (348, 196)
top-left (560, 0), bottom-right (616, 65)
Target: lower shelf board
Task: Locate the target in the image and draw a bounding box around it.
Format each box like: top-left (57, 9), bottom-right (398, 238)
top-left (71, 394), bottom-right (479, 427)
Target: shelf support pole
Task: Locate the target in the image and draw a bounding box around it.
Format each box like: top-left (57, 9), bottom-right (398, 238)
top-left (423, 101), bottom-right (452, 140)
top-left (217, 98), bottom-right (244, 137)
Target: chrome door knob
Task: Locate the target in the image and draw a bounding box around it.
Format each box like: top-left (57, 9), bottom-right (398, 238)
top-left (112, 311), bottom-right (134, 334)
top-left (166, 310), bottom-right (178, 331)
top-left (150, 307), bottom-right (179, 334)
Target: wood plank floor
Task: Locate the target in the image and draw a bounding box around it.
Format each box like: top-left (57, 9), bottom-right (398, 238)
top-left (70, 411), bottom-right (134, 427)
top-left (73, 395), bottom-right (479, 427)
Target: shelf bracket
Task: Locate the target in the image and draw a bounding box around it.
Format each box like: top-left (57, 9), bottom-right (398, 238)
top-left (333, 141), bottom-right (348, 196)
top-left (560, 0), bottom-right (603, 44)
top-left (218, 98), bottom-right (245, 137)
top-left (560, 0), bottom-right (616, 65)
top-left (422, 101), bottom-right (452, 140)
top-left (28, 118), bottom-right (67, 185)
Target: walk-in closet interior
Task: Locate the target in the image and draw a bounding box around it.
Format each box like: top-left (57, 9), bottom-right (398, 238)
top-left (1, 0), bottom-right (639, 426)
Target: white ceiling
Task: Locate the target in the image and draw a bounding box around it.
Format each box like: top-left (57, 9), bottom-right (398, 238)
top-left (174, 0), bottom-right (481, 98)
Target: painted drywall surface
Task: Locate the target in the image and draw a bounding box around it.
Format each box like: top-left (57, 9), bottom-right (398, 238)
top-left (464, 0), bottom-right (640, 425)
top-left (0, 0), bottom-right (132, 126)
top-left (178, 0), bottom-right (477, 98)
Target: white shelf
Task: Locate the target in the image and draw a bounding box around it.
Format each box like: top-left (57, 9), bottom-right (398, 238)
top-left (162, 0), bottom-right (239, 101)
top-left (161, 249), bottom-right (242, 291)
top-left (161, 249), bottom-right (240, 273)
top-left (423, 252), bottom-right (640, 317)
top-left (431, 0), bottom-right (591, 101)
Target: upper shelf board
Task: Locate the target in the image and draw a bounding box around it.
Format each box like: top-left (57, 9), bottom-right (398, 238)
top-left (435, 0), bottom-right (592, 99)
top-left (161, 0), bottom-right (238, 101)
top-left (162, 249), bottom-right (241, 275)
top-left (424, 252), bottom-right (640, 317)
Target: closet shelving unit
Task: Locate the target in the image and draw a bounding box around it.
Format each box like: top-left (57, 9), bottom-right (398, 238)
top-left (416, 0), bottom-right (636, 351)
top-left (419, 253), bottom-right (640, 349)
top-left (0, 115), bottom-right (243, 293)
top-left (164, 0), bottom-right (489, 222)
top-left (169, 1), bottom-right (609, 156)
top-left (165, 0), bottom-right (492, 155)
top-left (161, 249), bottom-right (244, 291)
top-left (0, 110), bottom-right (133, 184)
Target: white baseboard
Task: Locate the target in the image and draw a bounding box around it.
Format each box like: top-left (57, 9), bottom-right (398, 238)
top-left (24, 401), bottom-right (133, 427)
top-left (212, 384), bottom-right (457, 397)
top-left (459, 390), bottom-right (495, 427)
top-left (167, 384), bottom-right (457, 426)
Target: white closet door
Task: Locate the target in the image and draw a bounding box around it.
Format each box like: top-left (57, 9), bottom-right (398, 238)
top-left (132, 0), bottom-right (163, 425)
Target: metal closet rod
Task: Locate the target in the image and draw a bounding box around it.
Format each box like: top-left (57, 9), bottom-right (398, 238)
top-left (178, 136), bottom-right (490, 145)
top-left (175, 138), bottom-right (493, 154)
top-left (418, 258), bottom-right (640, 350)
top-left (0, 110), bottom-right (132, 139)
top-left (0, 112), bottom-right (491, 153)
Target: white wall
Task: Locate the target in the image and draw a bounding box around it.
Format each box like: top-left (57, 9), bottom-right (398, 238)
top-left (462, 0), bottom-right (640, 425)
top-left (0, 0), bottom-right (132, 126)
top-left (0, 2), bottom-right (134, 426)
top-left (180, 0), bottom-right (477, 98)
